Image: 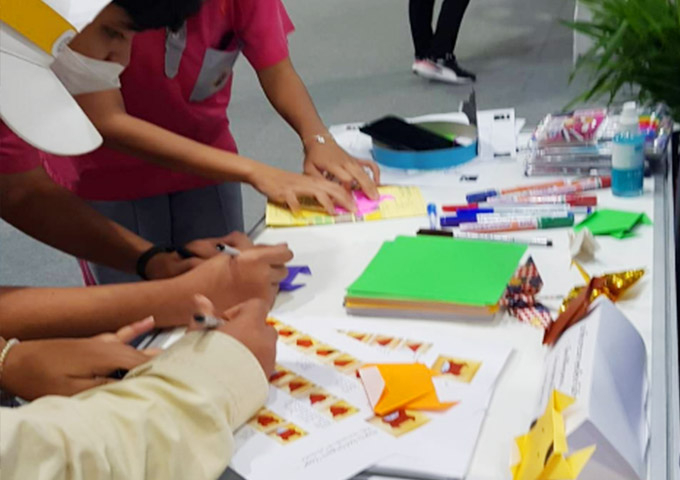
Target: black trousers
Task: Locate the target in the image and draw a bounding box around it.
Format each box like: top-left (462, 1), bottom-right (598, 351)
top-left (409, 0), bottom-right (471, 60)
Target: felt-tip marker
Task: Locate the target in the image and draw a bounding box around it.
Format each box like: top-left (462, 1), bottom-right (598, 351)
top-left (417, 228), bottom-right (553, 247)
top-left (217, 243), bottom-right (241, 256)
top-left (465, 176), bottom-right (611, 203)
top-left (193, 313), bottom-right (223, 329)
top-left (459, 215), bottom-right (574, 233)
top-left (444, 199), bottom-right (595, 212)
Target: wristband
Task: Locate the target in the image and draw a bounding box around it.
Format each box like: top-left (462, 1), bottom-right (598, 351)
top-left (0, 338), bottom-right (20, 387)
top-left (136, 245), bottom-right (196, 280)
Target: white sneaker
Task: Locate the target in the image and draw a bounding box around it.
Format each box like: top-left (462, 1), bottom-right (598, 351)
top-left (411, 59), bottom-right (439, 80)
top-left (429, 56), bottom-right (476, 84)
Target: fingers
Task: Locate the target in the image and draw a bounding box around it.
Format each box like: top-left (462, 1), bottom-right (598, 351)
top-left (313, 190), bottom-right (337, 215)
top-left (91, 345), bottom-right (152, 376)
top-left (243, 244), bottom-right (294, 266)
top-left (270, 265), bottom-right (289, 284)
top-left (318, 181), bottom-right (355, 213)
top-left (357, 159), bottom-right (381, 186)
top-left (285, 191), bottom-right (301, 214)
top-left (102, 316), bottom-right (155, 345)
top-left (141, 348), bottom-right (163, 358)
top-left (222, 231), bottom-right (254, 250)
top-left (226, 298), bottom-right (269, 324)
top-left (345, 162), bottom-right (379, 200)
top-left (188, 294), bottom-right (219, 332)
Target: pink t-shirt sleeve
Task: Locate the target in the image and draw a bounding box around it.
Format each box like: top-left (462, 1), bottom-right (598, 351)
top-left (234, 0), bottom-right (295, 71)
top-left (0, 122), bottom-right (42, 174)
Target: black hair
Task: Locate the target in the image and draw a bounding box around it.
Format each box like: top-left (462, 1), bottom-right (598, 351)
top-left (112, 0), bottom-right (204, 32)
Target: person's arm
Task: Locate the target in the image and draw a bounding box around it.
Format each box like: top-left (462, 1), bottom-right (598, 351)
top-left (0, 331), bottom-right (269, 480)
top-left (73, 89), bottom-right (354, 214)
top-left (256, 57), bottom-right (381, 198)
top-left (0, 167), bottom-right (196, 279)
top-left (0, 246), bottom-right (292, 340)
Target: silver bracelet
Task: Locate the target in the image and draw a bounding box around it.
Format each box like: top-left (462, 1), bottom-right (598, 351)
top-left (0, 338), bottom-right (20, 386)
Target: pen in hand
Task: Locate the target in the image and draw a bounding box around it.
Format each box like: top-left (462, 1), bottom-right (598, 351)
top-left (193, 313), bottom-right (224, 329)
top-left (217, 243), bottom-right (241, 256)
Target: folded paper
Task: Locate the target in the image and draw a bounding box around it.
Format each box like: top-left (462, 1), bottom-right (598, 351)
top-left (358, 363), bottom-right (455, 416)
top-left (279, 265), bottom-right (312, 292)
top-left (569, 229), bottom-right (599, 261)
top-left (544, 262), bottom-right (644, 345)
top-left (501, 257), bottom-right (553, 329)
top-left (511, 390), bottom-right (596, 480)
top-left (574, 209), bottom-right (652, 239)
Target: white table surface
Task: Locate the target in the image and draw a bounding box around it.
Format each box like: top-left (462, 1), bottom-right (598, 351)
top-left (252, 156), bottom-right (676, 480)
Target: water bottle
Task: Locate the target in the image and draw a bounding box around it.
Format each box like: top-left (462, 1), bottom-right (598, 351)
top-left (611, 102), bottom-right (644, 197)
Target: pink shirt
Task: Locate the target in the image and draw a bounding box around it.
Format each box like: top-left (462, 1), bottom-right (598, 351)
top-left (0, 122), bottom-right (42, 174)
top-left (46, 0), bottom-right (294, 201)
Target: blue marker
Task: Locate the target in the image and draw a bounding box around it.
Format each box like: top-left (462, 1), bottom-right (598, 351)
top-left (427, 203), bottom-right (438, 230)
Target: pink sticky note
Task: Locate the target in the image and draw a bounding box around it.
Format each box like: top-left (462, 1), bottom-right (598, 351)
top-left (335, 191), bottom-right (394, 215)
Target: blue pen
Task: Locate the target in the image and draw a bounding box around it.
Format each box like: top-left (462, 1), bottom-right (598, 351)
top-left (427, 203), bottom-right (438, 230)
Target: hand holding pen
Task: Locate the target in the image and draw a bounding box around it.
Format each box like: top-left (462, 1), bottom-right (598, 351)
top-left (190, 294), bottom-right (277, 376)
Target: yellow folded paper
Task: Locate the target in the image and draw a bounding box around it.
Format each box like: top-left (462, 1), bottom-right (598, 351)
top-left (511, 390), bottom-right (596, 480)
top-left (358, 363), bottom-right (456, 416)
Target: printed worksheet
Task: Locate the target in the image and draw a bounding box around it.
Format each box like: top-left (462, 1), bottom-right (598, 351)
top-left (231, 315), bottom-right (513, 480)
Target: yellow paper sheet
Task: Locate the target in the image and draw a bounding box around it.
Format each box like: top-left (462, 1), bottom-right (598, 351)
top-left (265, 185), bottom-right (426, 227)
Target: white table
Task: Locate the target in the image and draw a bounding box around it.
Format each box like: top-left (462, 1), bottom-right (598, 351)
top-left (243, 153), bottom-right (680, 480)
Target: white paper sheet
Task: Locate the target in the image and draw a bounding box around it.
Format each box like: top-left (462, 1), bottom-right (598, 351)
top-left (272, 315), bottom-right (513, 480)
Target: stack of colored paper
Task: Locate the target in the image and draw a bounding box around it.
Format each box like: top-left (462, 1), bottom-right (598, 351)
top-left (345, 235), bottom-right (527, 320)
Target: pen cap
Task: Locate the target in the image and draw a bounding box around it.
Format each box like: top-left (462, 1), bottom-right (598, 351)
top-left (568, 195), bottom-right (598, 206)
top-left (442, 203), bottom-right (479, 212)
top-left (466, 191), bottom-right (497, 203)
top-left (440, 216), bottom-right (467, 227)
top-left (538, 214), bottom-right (574, 229)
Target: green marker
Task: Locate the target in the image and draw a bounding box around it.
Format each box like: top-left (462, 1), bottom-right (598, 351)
top-left (459, 214), bottom-right (574, 233)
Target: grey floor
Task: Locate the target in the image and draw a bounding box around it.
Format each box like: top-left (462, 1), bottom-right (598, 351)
top-left (0, 0), bottom-right (586, 287)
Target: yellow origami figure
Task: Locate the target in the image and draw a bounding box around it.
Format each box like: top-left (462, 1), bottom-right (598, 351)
top-left (511, 390), bottom-right (596, 480)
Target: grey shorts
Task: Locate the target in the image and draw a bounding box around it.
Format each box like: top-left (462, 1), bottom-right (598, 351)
top-left (82, 182), bottom-right (243, 285)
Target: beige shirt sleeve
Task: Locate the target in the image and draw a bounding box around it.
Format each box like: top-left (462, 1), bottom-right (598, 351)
top-left (0, 331), bottom-right (268, 480)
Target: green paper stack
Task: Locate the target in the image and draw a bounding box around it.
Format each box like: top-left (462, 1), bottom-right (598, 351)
top-left (574, 209), bottom-right (652, 239)
top-left (345, 235), bottom-right (527, 320)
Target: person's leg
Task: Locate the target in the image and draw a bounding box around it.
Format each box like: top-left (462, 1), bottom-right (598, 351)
top-left (409, 0), bottom-right (436, 59)
top-left (430, 0), bottom-right (471, 60)
top-left (428, 0), bottom-right (477, 83)
top-left (85, 195), bottom-right (173, 284)
top-left (170, 182), bottom-right (244, 246)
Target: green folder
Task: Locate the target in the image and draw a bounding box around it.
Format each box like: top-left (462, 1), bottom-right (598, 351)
top-left (347, 236), bottom-right (527, 307)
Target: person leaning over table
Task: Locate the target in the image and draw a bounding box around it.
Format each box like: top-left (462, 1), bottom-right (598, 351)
top-left (0, 296), bottom-right (276, 480)
top-left (0, 0), bottom-right (293, 341)
top-left (42, 0), bottom-right (382, 286)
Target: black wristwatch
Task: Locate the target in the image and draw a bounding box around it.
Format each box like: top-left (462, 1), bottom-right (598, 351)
top-left (136, 245), bottom-right (196, 280)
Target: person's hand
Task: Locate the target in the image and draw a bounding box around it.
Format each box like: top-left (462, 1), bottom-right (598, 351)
top-left (183, 243), bottom-right (293, 311)
top-left (190, 295), bottom-right (277, 377)
top-left (303, 140), bottom-right (381, 201)
top-left (249, 163), bottom-right (356, 215)
top-left (144, 232), bottom-right (257, 280)
top-left (0, 318), bottom-right (158, 400)
top-left (145, 251), bottom-right (202, 280)
top-left (184, 231), bottom-right (254, 259)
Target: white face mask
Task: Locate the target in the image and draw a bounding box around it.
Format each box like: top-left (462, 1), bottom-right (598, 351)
top-left (50, 46), bottom-right (125, 95)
